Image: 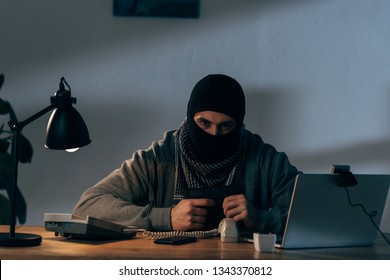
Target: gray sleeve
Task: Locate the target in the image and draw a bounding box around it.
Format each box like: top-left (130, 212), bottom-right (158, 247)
top-left (72, 149), bottom-right (172, 231)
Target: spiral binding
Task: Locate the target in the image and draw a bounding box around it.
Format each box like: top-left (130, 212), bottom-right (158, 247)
top-left (143, 229), bottom-right (219, 240)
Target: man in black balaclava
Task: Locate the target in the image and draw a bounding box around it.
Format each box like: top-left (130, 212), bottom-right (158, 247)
top-left (74, 74), bottom-right (299, 236)
top-left (172, 74), bottom-right (252, 230)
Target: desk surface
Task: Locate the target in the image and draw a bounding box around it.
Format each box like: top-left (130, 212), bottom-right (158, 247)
top-left (1, 226), bottom-right (389, 260)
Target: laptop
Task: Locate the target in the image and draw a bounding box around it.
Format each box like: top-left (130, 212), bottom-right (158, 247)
top-left (276, 173), bottom-right (390, 249)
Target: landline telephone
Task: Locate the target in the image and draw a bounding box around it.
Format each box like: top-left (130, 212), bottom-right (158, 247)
top-left (44, 213), bottom-right (240, 242)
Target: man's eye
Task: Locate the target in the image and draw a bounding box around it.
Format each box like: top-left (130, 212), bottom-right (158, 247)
top-left (198, 119), bottom-right (210, 127)
top-left (223, 122), bottom-right (236, 130)
top-left (222, 123), bottom-right (233, 129)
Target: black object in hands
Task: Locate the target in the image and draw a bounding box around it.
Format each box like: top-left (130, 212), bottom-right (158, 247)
top-left (185, 185), bottom-right (243, 230)
top-left (184, 185), bottom-right (242, 199)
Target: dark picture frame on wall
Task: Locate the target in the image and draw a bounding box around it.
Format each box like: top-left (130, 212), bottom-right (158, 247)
top-left (113, 0), bottom-right (200, 18)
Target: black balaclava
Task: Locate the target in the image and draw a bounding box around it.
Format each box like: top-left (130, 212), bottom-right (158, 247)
top-left (187, 74), bottom-right (246, 163)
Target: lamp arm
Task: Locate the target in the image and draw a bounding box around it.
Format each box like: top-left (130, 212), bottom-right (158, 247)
top-left (9, 104), bottom-right (56, 132)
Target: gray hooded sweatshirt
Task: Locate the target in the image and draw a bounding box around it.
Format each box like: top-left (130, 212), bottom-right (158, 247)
top-left (73, 128), bottom-right (299, 235)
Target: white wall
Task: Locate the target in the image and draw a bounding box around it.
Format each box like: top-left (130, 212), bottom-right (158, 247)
top-left (1, 0), bottom-right (389, 230)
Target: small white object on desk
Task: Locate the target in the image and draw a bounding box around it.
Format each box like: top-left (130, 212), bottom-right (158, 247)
top-left (218, 218), bottom-right (239, 242)
top-left (253, 233), bottom-right (276, 252)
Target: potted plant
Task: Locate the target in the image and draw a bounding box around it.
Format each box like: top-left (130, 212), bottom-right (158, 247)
top-left (0, 73), bottom-right (33, 225)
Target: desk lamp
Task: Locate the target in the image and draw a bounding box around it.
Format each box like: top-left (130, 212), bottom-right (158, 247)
top-left (0, 77), bottom-right (91, 247)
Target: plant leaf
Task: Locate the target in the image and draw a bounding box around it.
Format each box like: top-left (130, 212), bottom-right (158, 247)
top-left (0, 138), bottom-right (10, 154)
top-left (0, 98), bottom-right (11, 115)
top-left (0, 154), bottom-right (27, 224)
top-left (0, 193), bottom-right (11, 225)
top-left (0, 73), bottom-right (4, 91)
top-left (18, 133), bottom-right (33, 163)
top-left (0, 153), bottom-right (12, 178)
top-left (0, 73), bottom-right (28, 224)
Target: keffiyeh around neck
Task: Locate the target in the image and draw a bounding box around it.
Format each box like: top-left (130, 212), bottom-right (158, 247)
top-left (174, 119), bottom-right (246, 199)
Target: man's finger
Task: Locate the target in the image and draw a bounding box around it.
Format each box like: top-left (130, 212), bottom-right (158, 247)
top-left (189, 198), bottom-right (216, 207)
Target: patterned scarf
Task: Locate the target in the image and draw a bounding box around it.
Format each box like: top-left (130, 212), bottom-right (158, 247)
top-left (174, 119), bottom-right (246, 200)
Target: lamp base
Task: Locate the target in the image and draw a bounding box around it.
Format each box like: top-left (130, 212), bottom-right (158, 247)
top-left (0, 232), bottom-right (42, 247)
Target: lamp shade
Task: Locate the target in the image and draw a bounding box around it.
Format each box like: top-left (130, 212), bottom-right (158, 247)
top-left (45, 107), bottom-right (91, 150)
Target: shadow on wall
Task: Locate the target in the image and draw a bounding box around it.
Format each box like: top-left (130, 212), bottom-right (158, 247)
top-left (83, 101), bottom-right (158, 160)
top-left (244, 87), bottom-right (302, 150)
top-left (244, 87), bottom-right (390, 173)
top-left (294, 88), bottom-right (390, 173)
top-left (294, 139), bottom-right (390, 173)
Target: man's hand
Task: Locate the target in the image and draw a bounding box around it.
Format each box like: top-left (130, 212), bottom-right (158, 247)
top-left (171, 198), bottom-right (215, 231)
top-left (222, 194), bottom-right (257, 229)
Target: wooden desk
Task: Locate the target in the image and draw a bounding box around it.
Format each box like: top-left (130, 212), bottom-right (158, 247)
top-left (0, 226), bottom-right (389, 260)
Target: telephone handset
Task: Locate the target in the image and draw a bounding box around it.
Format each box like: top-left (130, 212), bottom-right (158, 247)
top-left (143, 218), bottom-right (239, 242)
top-left (218, 218), bottom-right (239, 242)
top-left (143, 228), bottom-right (218, 239)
